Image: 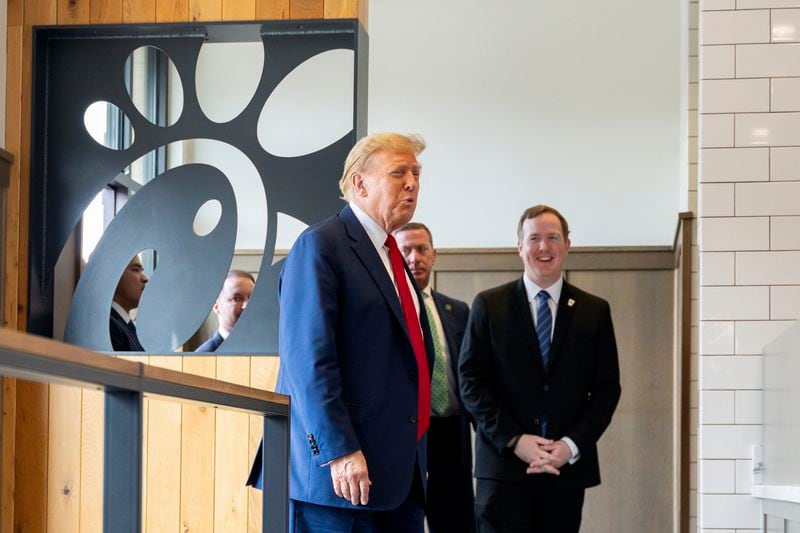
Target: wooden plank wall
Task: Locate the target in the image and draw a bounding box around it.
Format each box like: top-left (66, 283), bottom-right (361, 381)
top-left (1, 1), bottom-right (365, 531)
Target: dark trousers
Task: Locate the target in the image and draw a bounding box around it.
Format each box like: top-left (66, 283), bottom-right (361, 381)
top-left (426, 415), bottom-right (475, 533)
top-left (289, 461), bottom-right (425, 533)
top-left (475, 476), bottom-right (585, 533)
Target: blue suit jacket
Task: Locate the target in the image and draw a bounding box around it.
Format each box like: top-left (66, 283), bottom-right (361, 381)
top-left (248, 205), bottom-right (435, 511)
top-left (196, 330), bottom-right (223, 352)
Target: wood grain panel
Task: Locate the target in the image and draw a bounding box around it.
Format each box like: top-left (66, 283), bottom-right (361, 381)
top-left (247, 356), bottom-right (279, 532)
top-left (90, 0), bottom-right (123, 23)
top-left (190, 0), bottom-right (221, 22)
top-left (46, 385), bottom-right (81, 533)
top-left (256, 0), bottom-right (289, 19)
top-left (214, 357), bottom-right (250, 533)
top-left (156, 0), bottom-right (190, 22)
top-left (222, 0), bottom-right (255, 20)
top-left (8, 0), bottom-right (23, 26)
top-left (25, 0), bottom-right (57, 25)
top-left (123, 0), bottom-right (156, 22)
top-left (79, 389), bottom-right (104, 533)
top-left (1, 378), bottom-right (17, 533)
top-left (57, 0), bottom-right (90, 25)
top-left (290, 0), bottom-right (322, 19)
top-left (3, 26), bottom-right (22, 331)
top-left (146, 356), bottom-right (182, 533)
top-left (14, 380), bottom-right (49, 533)
top-left (180, 356), bottom-right (216, 533)
top-left (323, 0), bottom-right (357, 19)
top-left (16, 25), bottom-right (33, 331)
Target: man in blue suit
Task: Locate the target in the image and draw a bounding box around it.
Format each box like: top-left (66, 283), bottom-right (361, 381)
top-left (196, 270), bottom-right (254, 352)
top-left (248, 132), bottom-right (434, 532)
top-left (396, 222), bottom-right (476, 533)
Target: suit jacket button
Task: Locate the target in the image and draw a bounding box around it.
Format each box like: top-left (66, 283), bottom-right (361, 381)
top-left (543, 385), bottom-right (550, 392)
top-left (409, 415), bottom-right (417, 424)
top-left (533, 418), bottom-right (540, 425)
top-left (409, 372), bottom-right (417, 382)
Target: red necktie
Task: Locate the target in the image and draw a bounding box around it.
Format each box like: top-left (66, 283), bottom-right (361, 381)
top-left (385, 235), bottom-right (430, 440)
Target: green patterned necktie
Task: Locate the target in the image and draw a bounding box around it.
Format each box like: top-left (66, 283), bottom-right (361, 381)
top-left (424, 293), bottom-right (450, 416)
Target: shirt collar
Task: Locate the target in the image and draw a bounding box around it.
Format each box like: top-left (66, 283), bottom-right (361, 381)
top-left (217, 326), bottom-right (230, 340)
top-left (522, 275), bottom-right (563, 305)
top-left (422, 286), bottom-right (433, 299)
top-left (111, 301), bottom-right (132, 324)
top-left (349, 201), bottom-right (389, 253)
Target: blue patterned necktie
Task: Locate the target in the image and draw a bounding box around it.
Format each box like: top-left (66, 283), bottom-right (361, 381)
top-left (536, 290), bottom-right (552, 369)
top-left (536, 290), bottom-right (552, 437)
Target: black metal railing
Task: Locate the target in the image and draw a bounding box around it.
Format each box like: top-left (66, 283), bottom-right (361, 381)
top-left (0, 328), bottom-right (289, 532)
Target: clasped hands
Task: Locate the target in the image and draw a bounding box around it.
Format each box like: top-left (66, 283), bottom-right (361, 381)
top-left (513, 434), bottom-right (572, 475)
top-left (330, 450), bottom-right (372, 506)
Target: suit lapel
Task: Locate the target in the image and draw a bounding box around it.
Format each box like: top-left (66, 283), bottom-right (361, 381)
top-left (549, 281), bottom-right (576, 370)
top-left (340, 205), bottom-right (411, 341)
top-left (510, 278), bottom-right (546, 374)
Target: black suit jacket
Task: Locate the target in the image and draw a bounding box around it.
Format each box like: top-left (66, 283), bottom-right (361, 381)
top-left (109, 308), bottom-right (144, 352)
top-left (430, 290), bottom-right (473, 474)
top-left (459, 278), bottom-right (620, 488)
top-left (427, 290), bottom-right (475, 532)
top-left (196, 330), bottom-right (224, 353)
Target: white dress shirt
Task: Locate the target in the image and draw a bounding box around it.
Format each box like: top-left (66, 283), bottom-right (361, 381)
top-left (111, 301), bottom-right (134, 324)
top-left (349, 202), bottom-right (421, 316)
top-left (521, 275), bottom-right (580, 463)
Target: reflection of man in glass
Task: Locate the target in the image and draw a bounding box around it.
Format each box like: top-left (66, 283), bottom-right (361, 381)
top-left (196, 270), bottom-right (255, 352)
top-left (109, 255), bottom-right (148, 351)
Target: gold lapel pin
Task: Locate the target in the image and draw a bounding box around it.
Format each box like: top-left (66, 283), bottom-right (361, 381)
top-left (445, 303), bottom-right (453, 312)
top-left (567, 298), bottom-right (575, 307)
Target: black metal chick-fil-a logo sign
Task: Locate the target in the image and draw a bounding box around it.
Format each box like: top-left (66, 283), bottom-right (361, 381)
top-left (29, 21), bottom-right (366, 354)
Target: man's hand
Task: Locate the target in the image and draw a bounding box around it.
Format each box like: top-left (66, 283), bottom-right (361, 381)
top-left (526, 439), bottom-right (572, 475)
top-left (330, 450), bottom-right (371, 505)
top-left (513, 434), bottom-right (559, 475)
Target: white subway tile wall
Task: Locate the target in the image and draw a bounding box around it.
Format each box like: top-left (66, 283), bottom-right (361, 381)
top-left (699, 2), bottom-right (800, 530)
top-left (701, 148), bottom-right (769, 182)
top-left (702, 79), bottom-right (770, 113)
top-left (702, 45), bottom-right (736, 78)
top-left (701, 114), bottom-right (735, 147)
top-left (770, 78), bottom-right (800, 111)
top-left (700, 252), bottom-right (735, 285)
top-left (701, 10), bottom-right (770, 44)
top-left (699, 217), bottom-right (769, 251)
top-left (700, 183), bottom-right (735, 216)
top-left (771, 146), bottom-right (800, 180)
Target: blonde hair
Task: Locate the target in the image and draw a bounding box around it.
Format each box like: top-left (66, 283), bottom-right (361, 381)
top-left (338, 133), bottom-right (426, 200)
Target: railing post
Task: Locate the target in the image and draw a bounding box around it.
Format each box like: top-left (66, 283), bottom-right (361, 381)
top-left (263, 413), bottom-right (290, 533)
top-left (103, 389), bottom-right (143, 533)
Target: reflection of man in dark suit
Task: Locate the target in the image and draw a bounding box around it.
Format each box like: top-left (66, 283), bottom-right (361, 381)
top-left (109, 255), bottom-right (148, 351)
top-left (459, 205), bottom-right (621, 533)
top-left (396, 222), bottom-right (475, 533)
top-left (247, 133), bottom-right (434, 533)
top-left (196, 270), bottom-right (254, 352)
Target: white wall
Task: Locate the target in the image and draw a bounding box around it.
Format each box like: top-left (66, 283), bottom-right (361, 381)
top-left (697, 2), bottom-right (800, 531)
top-left (179, 1), bottom-right (684, 249)
top-left (368, 0), bottom-right (684, 247)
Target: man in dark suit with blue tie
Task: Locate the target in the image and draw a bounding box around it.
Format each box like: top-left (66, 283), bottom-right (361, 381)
top-left (196, 270), bottom-right (254, 352)
top-left (247, 132), bottom-right (435, 533)
top-left (396, 222), bottom-right (475, 533)
top-left (109, 255), bottom-right (148, 351)
top-left (459, 205), bottom-right (621, 533)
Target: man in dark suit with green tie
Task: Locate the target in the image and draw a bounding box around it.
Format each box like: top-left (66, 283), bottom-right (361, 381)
top-left (396, 222), bottom-right (475, 533)
top-left (459, 205), bottom-right (621, 533)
